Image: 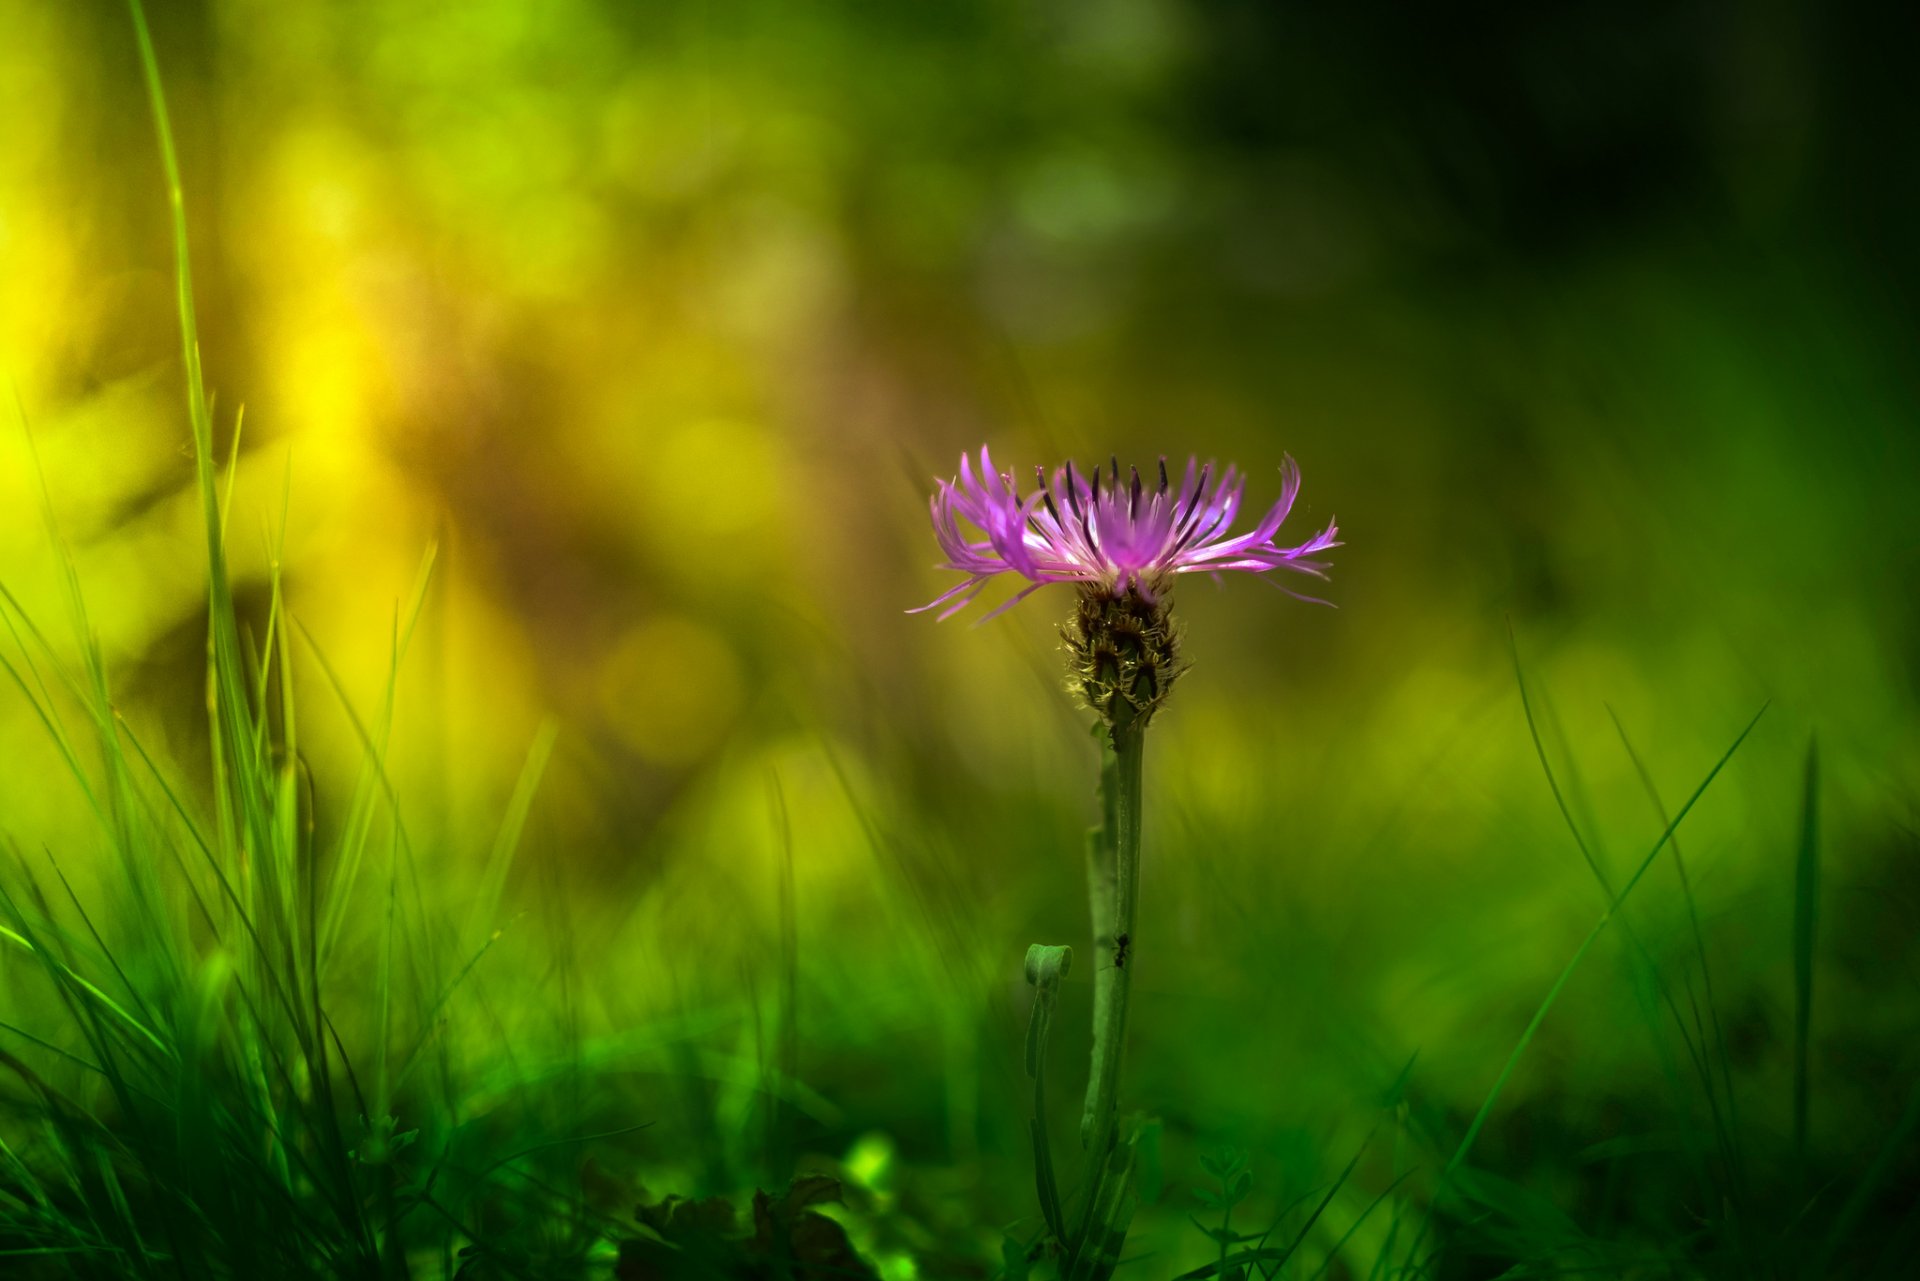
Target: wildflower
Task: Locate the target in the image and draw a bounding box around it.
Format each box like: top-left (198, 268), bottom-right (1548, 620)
top-left (913, 447), bottom-right (1338, 621)
top-left (912, 446), bottom-right (1339, 729)
top-left (914, 445), bottom-right (1342, 1259)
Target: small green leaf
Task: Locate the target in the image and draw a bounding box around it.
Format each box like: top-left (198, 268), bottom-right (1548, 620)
top-left (1022, 944), bottom-right (1073, 1247)
top-left (1001, 1235), bottom-right (1032, 1281)
top-left (1194, 1186), bottom-right (1223, 1209)
top-left (1227, 1169), bottom-right (1252, 1205)
top-left (1205, 1146), bottom-right (1248, 1180)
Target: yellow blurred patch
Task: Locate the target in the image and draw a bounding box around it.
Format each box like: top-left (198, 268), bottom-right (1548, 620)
top-left (628, 417), bottom-right (786, 574)
top-left (599, 614), bottom-right (744, 766)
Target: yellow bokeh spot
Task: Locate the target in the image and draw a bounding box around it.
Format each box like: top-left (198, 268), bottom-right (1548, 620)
top-left (632, 417), bottom-right (784, 574)
top-left (599, 615), bottom-right (745, 766)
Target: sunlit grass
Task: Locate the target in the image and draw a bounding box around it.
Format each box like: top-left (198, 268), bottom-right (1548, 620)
top-left (0, 6), bottom-right (609, 1276)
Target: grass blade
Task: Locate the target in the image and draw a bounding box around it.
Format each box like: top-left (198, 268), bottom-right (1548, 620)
top-left (1792, 738), bottom-right (1820, 1171)
top-left (1446, 702), bottom-right (1768, 1177)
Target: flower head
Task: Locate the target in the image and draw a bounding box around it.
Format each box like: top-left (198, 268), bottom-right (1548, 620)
top-left (911, 446), bottom-right (1339, 622)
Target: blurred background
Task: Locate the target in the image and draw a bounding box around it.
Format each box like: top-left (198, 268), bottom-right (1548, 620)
top-left (3, 0), bottom-right (1918, 1272)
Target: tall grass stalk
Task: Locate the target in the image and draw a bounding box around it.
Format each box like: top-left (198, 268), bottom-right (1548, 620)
top-left (0, 5), bottom-right (575, 1276)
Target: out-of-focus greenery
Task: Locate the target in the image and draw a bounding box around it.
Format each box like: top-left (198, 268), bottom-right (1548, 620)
top-left (2, 0), bottom-right (1917, 1276)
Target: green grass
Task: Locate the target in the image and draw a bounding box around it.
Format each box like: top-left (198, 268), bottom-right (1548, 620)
top-left (0, 5), bottom-right (609, 1276)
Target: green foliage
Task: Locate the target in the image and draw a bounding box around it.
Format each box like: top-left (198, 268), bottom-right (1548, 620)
top-left (615, 1174), bottom-right (878, 1281)
top-left (1175, 1142), bottom-right (1378, 1281)
top-left (1015, 937), bottom-right (1138, 1281)
top-left (0, 5), bottom-right (598, 1276)
top-left (1190, 1148), bottom-right (1256, 1281)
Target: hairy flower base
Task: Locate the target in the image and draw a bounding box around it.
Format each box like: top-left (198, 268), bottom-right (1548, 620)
top-left (1065, 581), bottom-right (1183, 734)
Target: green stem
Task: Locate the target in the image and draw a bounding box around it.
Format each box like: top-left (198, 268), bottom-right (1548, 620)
top-left (1082, 719), bottom-right (1144, 1152)
top-left (1024, 944), bottom-right (1073, 1246)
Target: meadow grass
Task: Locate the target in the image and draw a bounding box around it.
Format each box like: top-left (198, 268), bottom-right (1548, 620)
top-left (0, 5), bottom-right (611, 1276)
top-left (2, 5), bottom-right (1918, 1280)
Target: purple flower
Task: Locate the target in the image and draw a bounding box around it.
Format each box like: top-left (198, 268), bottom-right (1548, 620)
top-left (912, 446), bottom-right (1340, 621)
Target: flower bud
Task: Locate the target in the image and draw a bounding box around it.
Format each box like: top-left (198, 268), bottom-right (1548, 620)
top-left (1064, 581), bottom-right (1183, 735)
